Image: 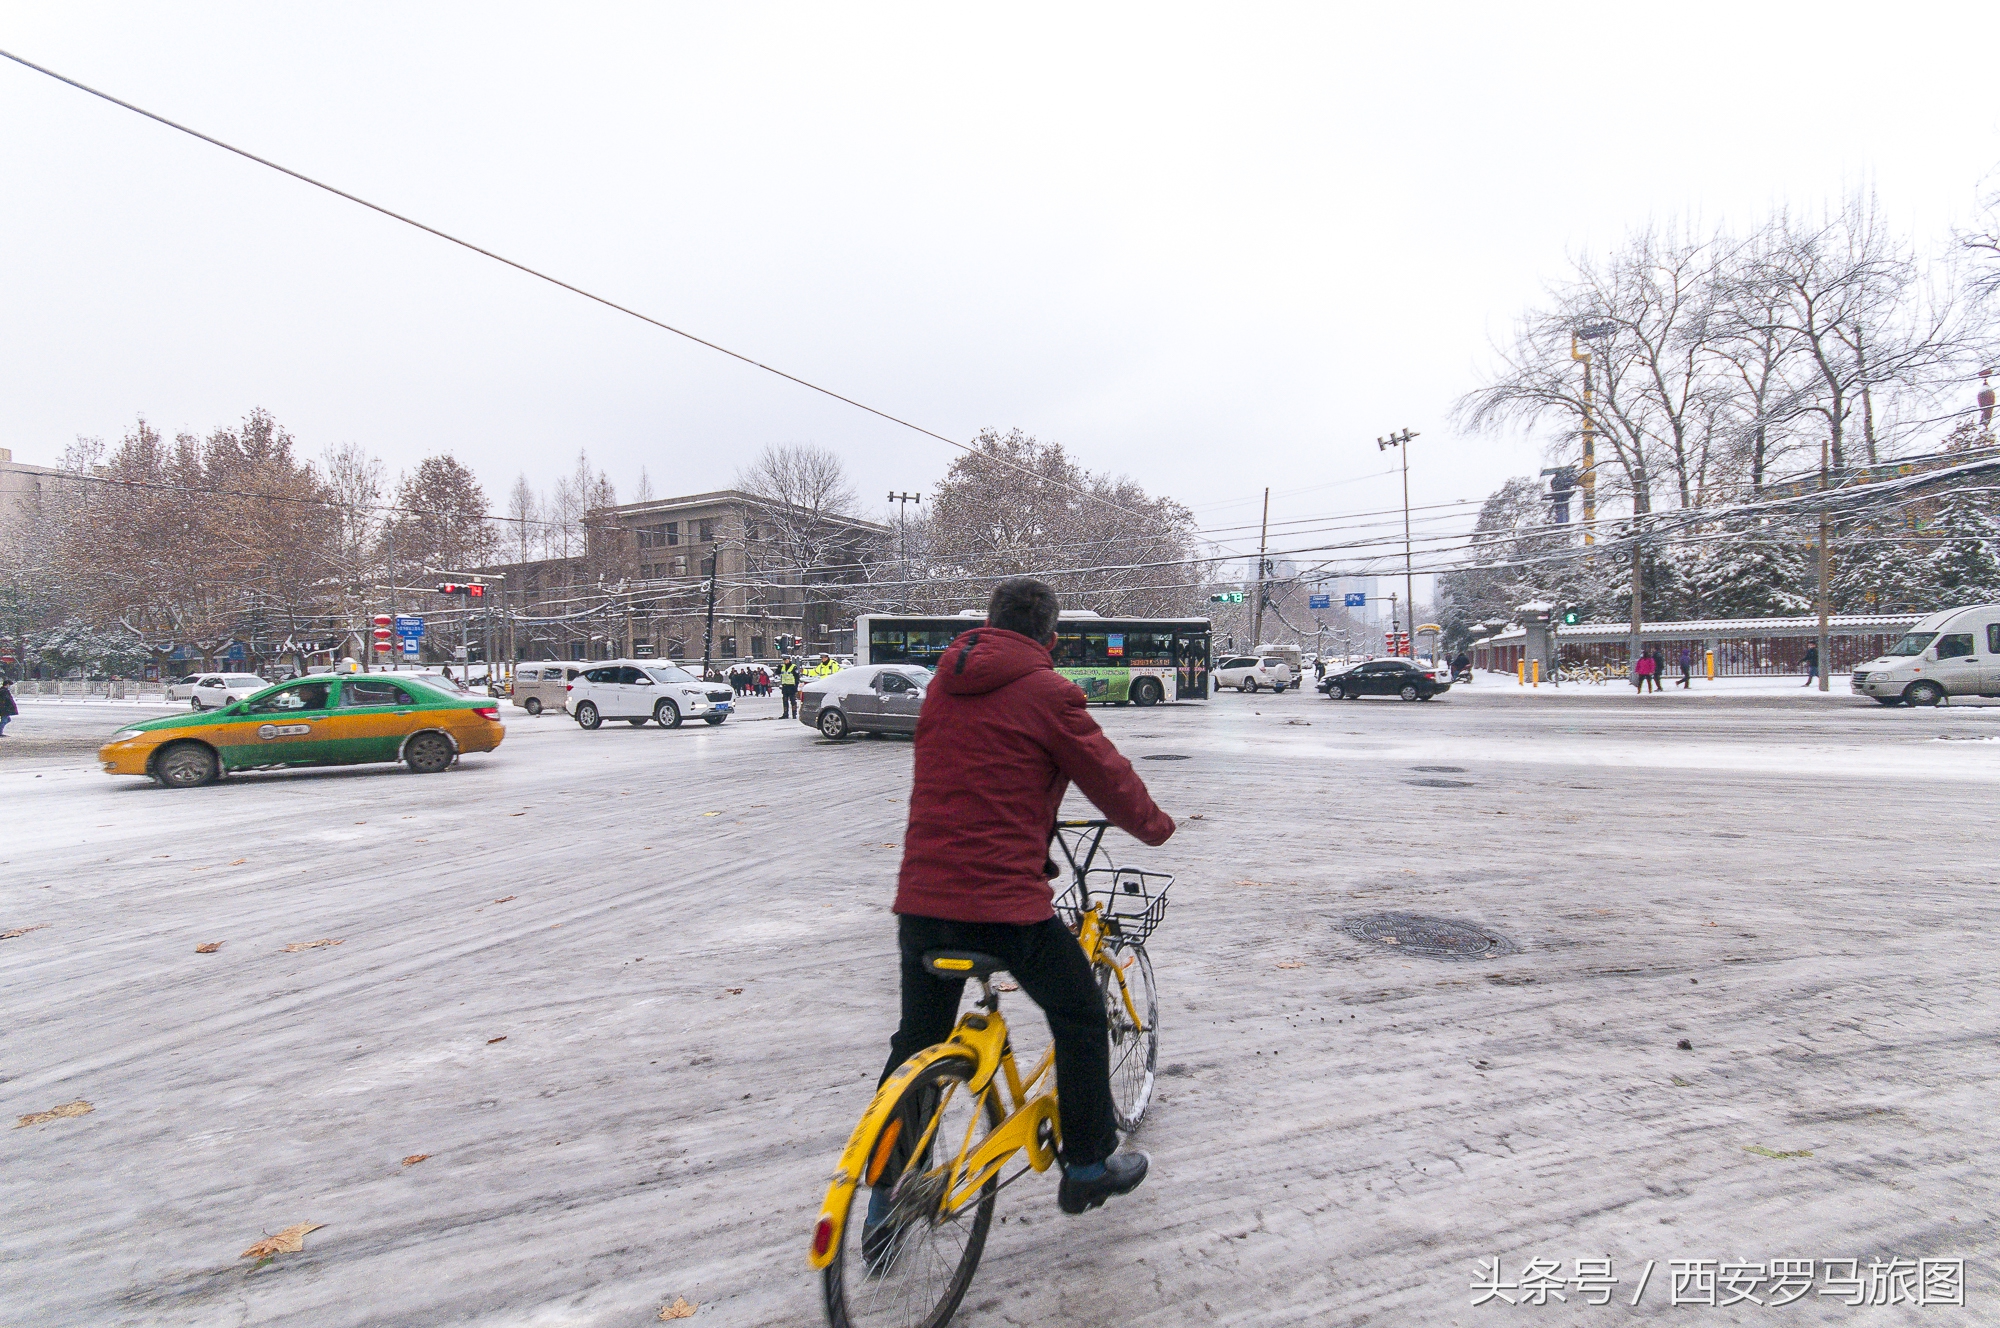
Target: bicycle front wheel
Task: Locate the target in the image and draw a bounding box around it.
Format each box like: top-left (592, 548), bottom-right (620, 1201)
top-left (1097, 938), bottom-right (1159, 1132)
top-left (823, 1054), bottom-right (1004, 1328)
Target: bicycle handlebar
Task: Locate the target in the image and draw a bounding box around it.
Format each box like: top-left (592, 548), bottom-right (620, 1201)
top-left (1055, 818), bottom-right (1111, 829)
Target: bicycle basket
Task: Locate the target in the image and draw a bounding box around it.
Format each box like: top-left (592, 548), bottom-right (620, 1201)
top-left (1054, 866), bottom-right (1173, 942)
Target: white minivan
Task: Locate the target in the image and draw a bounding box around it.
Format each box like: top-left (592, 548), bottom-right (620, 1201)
top-left (1850, 604), bottom-right (2000, 705)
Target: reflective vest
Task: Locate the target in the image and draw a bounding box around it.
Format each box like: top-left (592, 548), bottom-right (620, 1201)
top-left (778, 662), bottom-right (799, 686)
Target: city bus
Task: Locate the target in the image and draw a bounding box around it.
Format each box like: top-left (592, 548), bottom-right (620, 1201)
top-left (855, 612), bottom-right (1211, 704)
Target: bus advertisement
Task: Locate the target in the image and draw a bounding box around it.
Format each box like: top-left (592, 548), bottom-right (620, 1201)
top-left (856, 612), bottom-right (1212, 704)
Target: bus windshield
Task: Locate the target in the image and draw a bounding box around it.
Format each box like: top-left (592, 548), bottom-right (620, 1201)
top-left (1887, 632), bottom-right (1936, 656)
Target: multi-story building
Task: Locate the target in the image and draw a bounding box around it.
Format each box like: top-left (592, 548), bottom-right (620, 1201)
top-left (0, 448), bottom-right (64, 543)
top-left (477, 489), bottom-right (887, 665)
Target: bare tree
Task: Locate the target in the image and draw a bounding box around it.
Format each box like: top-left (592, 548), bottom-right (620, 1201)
top-left (737, 443), bottom-right (871, 637)
top-left (1744, 195), bottom-right (1965, 469)
top-left (504, 473), bottom-right (538, 563)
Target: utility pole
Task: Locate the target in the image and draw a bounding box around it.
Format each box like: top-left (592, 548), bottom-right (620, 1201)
top-left (1629, 519), bottom-right (1643, 675)
top-left (1817, 436), bottom-right (1831, 692)
top-left (1377, 430), bottom-right (1418, 642)
top-left (888, 492), bottom-right (921, 611)
top-left (1250, 487), bottom-right (1270, 648)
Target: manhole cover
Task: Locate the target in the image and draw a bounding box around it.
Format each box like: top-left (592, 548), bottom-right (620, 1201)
top-left (1411, 765), bottom-right (1466, 772)
top-left (1343, 912), bottom-right (1515, 961)
top-left (1142, 754), bottom-right (1190, 761)
top-left (1405, 777), bottom-right (1472, 788)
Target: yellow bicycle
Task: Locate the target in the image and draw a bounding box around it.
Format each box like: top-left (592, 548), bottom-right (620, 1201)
top-left (809, 819), bottom-right (1170, 1328)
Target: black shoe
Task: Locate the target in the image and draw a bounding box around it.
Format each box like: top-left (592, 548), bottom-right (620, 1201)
top-left (1058, 1151), bottom-right (1149, 1215)
top-left (861, 1219), bottom-right (898, 1273)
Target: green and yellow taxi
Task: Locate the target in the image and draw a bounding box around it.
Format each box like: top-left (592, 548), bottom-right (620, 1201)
top-left (98, 673), bottom-right (506, 788)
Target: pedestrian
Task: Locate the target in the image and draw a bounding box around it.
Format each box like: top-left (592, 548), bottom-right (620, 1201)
top-left (0, 677), bottom-right (15, 736)
top-left (1677, 648), bottom-right (1693, 689)
top-left (1451, 650), bottom-right (1471, 683)
top-left (1647, 648), bottom-right (1665, 693)
top-left (1801, 644), bottom-right (1820, 687)
top-left (1632, 651), bottom-right (1653, 692)
top-left (779, 655), bottom-right (800, 718)
top-left (756, 666), bottom-right (770, 697)
top-left (865, 576), bottom-right (1169, 1241)
top-left (1314, 657), bottom-right (1326, 681)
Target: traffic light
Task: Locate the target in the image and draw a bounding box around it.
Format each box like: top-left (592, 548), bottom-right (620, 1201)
top-left (1561, 608), bottom-right (1581, 626)
top-left (435, 582), bottom-right (487, 598)
top-left (1209, 592), bottom-right (1246, 603)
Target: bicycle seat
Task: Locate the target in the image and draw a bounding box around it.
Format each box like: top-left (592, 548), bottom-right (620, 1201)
top-left (923, 950), bottom-right (1007, 981)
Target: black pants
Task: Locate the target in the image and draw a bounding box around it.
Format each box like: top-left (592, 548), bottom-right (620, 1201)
top-left (881, 914), bottom-right (1118, 1168)
top-left (781, 683), bottom-right (798, 717)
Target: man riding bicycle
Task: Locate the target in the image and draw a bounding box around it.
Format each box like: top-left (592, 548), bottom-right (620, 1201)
top-left (868, 577), bottom-right (1175, 1248)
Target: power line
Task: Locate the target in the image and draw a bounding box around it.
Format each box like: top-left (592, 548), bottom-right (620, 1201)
top-left (0, 46), bottom-right (1148, 521)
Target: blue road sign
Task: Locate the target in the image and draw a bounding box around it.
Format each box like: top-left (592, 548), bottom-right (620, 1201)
top-left (1344, 593), bottom-right (1367, 608)
top-left (1308, 594), bottom-right (1331, 610)
top-left (394, 615), bottom-right (425, 640)
top-left (224, 642), bottom-right (246, 661)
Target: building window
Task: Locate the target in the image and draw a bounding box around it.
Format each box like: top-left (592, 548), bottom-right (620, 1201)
top-left (666, 521), bottom-right (678, 546)
top-left (698, 519), bottom-right (715, 543)
top-left (751, 635), bottom-right (766, 657)
top-left (637, 523), bottom-right (671, 549)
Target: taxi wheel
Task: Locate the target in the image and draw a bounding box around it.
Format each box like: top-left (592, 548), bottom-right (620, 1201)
top-left (405, 732), bottom-right (455, 774)
top-left (655, 699), bottom-right (682, 729)
top-left (575, 701), bottom-right (602, 730)
top-left (524, 698), bottom-right (542, 716)
top-left (155, 742), bottom-right (219, 788)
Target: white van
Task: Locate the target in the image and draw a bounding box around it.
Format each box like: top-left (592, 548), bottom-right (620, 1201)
top-left (512, 662), bottom-right (583, 715)
top-left (1850, 604), bottom-right (2000, 705)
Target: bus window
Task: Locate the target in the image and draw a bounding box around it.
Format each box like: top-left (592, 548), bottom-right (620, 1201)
top-left (871, 624), bottom-right (957, 667)
top-left (1054, 633), bottom-right (1112, 666)
top-left (1126, 632), bottom-right (1173, 667)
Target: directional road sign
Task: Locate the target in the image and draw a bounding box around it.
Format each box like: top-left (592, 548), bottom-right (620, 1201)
top-left (1308, 594), bottom-right (1331, 610)
top-left (1344, 593), bottom-right (1367, 608)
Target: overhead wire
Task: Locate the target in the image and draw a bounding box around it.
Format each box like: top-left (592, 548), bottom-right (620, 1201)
top-left (0, 46), bottom-right (1151, 522)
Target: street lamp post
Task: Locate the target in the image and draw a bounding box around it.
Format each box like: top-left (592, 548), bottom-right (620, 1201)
top-left (1376, 430), bottom-right (1418, 651)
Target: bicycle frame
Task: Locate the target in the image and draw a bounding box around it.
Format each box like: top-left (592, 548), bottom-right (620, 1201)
top-left (809, 973), bottom-right (1064, 1270)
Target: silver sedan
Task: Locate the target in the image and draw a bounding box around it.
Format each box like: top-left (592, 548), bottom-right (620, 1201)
top-left (798, 665), bottom-right (931, 739)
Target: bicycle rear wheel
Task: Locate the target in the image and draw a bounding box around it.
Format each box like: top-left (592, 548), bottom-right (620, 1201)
top-left (823, 1054), bottom-right (1004, 1328)
top-left (1097, 937), bottom-right (1158, 1132)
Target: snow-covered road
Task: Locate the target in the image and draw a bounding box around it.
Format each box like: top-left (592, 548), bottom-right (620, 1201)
top-left (3, 687), bottom-right (1993, 1324)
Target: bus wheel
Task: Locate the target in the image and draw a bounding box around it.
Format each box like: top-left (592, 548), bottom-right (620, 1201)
top-left (1131, 677), bottom-right (1163, 706)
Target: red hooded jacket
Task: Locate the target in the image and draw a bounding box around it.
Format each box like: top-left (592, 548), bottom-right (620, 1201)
top-left (894, 627), bottom-right (1176, 924)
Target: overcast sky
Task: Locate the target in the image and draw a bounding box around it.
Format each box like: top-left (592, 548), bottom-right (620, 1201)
top-left (2, 3), bottom-right (1996, 584)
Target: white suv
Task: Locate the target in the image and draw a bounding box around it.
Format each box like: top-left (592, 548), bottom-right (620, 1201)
top-left (1214, 655), bottom-right (1294, 693)
top-left (566, 660), bottom-right (736, 729)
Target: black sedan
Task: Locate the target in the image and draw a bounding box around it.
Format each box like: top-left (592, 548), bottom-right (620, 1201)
top-left (1319, 658), bottom-right (1452, 702)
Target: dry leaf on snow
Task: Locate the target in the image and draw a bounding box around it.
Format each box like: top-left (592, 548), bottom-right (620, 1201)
top-left (0, 925), bottom-right (49, 941)
top-left (659, 1297), bottom-right (698, 1321)
top-left (240, 1222), bottom-right (324, 1259)
top-left (1275, 961), bottom-right (1304, 969)
top-left (401, 1154), bottom-right (430, 1166)
top-left (195, 942), bottom-right (223, 954)
top-left (491, 895), bottom-right (515, 904)
top-left (16, 1100), bottom-right (92, 1128)
top-left (281, 939), bottom-right (343, 953)
top-left (487, 1036), bottom-right (507, 1044)
top-left (228, 858), bottom-right (247, 866)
